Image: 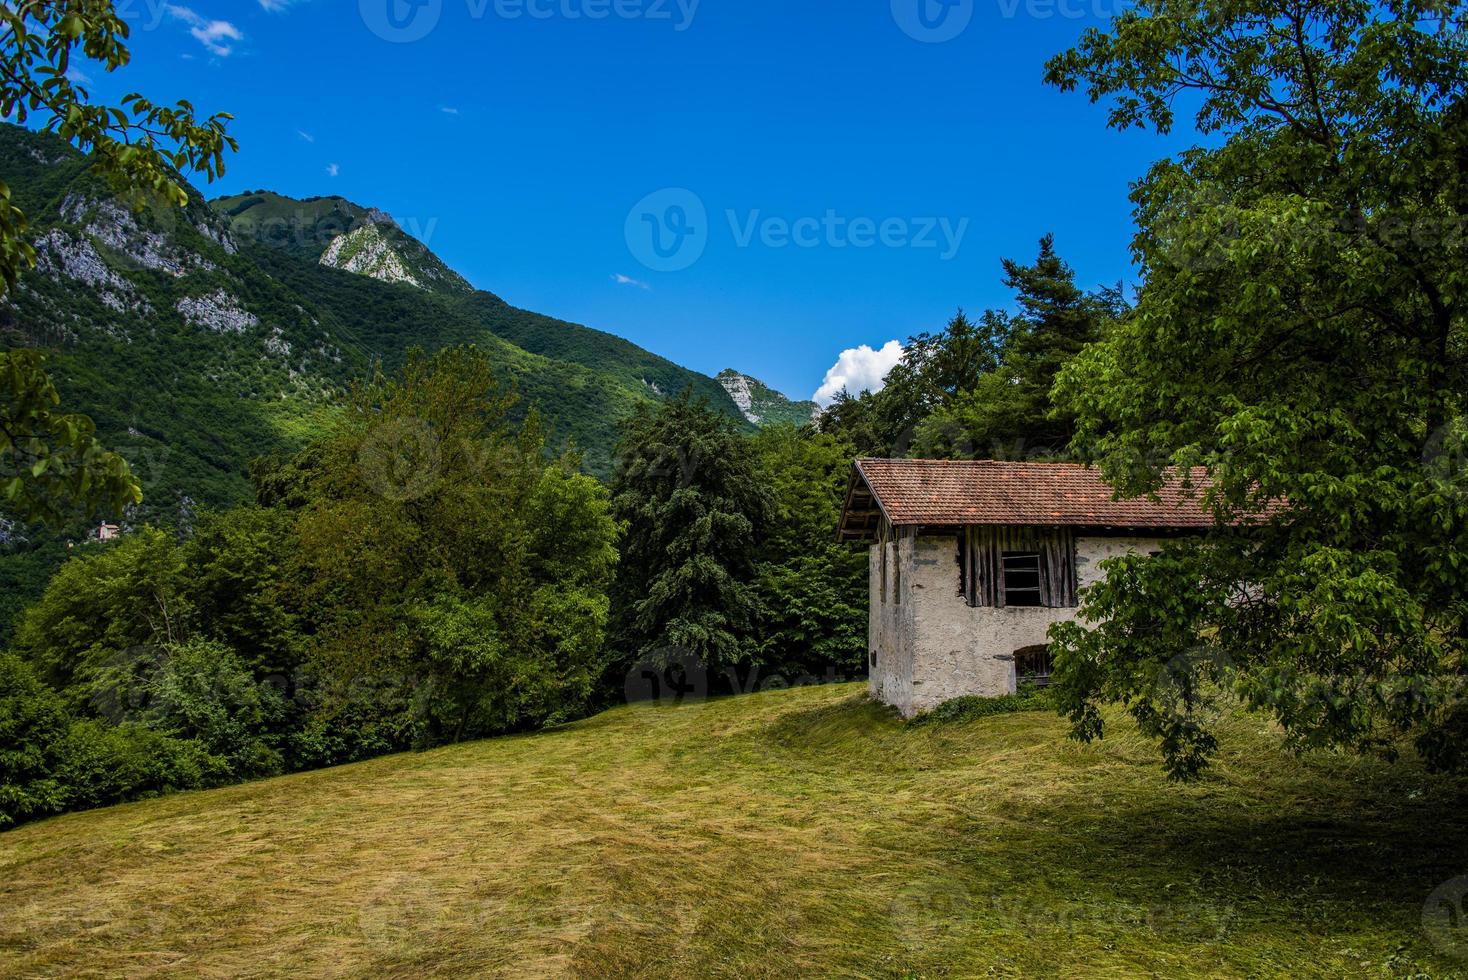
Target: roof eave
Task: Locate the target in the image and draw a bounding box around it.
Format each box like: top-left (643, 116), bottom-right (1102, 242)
top-left (834, 460), bottom-right (891, 543)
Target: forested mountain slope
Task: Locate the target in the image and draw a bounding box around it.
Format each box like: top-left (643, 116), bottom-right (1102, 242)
top-left (217, 190), bottom-right (742, 416)
top-left (0, 123), bottom-right (760, 510)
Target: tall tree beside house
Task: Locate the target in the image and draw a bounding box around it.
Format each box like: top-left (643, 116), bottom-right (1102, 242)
top-left (814, 389), bottom-right (889, 458)
top-left (914, 237), bottom-right (1125, 459)
top-left (1044, 0), bottom-right (1468, 777)
top-left (817, 243), bottom-right (1119, 460)
top-left (875, 309), bottom-right (1002, 454)
top-left (0, 1), bottom-right (236, 525)
top-left (750, 424), bottom-right (867, 677)
top-left (609, 391), bottom-right (773, 685)
top-left (821, 309), bottom-right (1001, 457)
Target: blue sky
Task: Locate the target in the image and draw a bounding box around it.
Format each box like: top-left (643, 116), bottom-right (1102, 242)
top-left (82, 0), bottom-right (1192, 401)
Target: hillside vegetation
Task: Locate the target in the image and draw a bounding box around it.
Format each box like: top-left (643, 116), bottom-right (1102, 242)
top-left (0, 123), bottom-right (780, 636)
top-left (213, 188), bottom-right (750, 456)
top-left (0, 124), bottom-right (753, 509)
top-left (1, 682), bottom-right (1462, 977)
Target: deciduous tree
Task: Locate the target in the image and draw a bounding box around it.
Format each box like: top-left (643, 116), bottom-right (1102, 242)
top-left (751, 424), bottom-right (867, 676)
top-left (293, 347), bottom-right (619, 746)
top-left (1045, 0), bottom-right (1468, 777)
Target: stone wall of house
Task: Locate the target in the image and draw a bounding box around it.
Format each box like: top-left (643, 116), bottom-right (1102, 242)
top-left (869, 532), bottom-right (1170, 717)
top-left (867, 530), bottom-right (917, 712)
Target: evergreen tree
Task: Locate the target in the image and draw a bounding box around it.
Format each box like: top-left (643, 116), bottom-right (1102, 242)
top-left (609, 392), bottom-right (773, 682)
top-left (818, 242), bottom-right (1119, 461)
top-left (914, 237), bottom-right (1123, 459)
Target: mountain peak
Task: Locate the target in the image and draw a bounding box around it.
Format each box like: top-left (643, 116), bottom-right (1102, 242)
top-left (716, 369), bottom-right (817, 427)
top-left (209, 190), bottom-right (471, 295)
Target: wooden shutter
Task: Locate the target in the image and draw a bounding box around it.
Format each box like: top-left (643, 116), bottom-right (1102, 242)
top-left (963, 526), bottom-right (1077, 608)
top-left (1038, 529), bottom-right (1078, 607)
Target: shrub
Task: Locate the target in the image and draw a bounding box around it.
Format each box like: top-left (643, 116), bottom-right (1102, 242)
top-left (907, 685), bottom-right (1054, 728)
top-left (53, 719), bottom-right (224, 812)
top-left (0, 653), bottom-right (71, 828)
top-left (134, 639), bottom-right (287, 779)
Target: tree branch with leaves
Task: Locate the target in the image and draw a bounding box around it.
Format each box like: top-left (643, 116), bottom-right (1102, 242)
top-left (0, 0), bottom-right (237, 523)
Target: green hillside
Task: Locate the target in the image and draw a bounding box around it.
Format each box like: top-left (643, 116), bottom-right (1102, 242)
top-left (0, 682), bottom-right (1461, 977)
top-left (456, 290), bottom-right (743, 414)
top-left (0, 128), bottom-right (347, 508)
top-left (217, 189), bottom-right (746, 420)
top-left (0, 123), bottom-right (755, 509)
top-left (236, 244), bottom-right (659, 477)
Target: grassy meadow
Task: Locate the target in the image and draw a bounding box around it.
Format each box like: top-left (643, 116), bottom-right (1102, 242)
top-left (2, 682), bottom-right (1465, 978)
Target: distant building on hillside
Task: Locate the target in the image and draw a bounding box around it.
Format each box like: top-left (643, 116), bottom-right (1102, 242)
top-left (96, 522), bottom-right (121, 542)
top-left (836, 459), bottom-right (1216, 717)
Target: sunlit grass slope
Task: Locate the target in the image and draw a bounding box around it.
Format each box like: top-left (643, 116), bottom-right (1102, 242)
top-left (2, 683), bottom-right (1465, 977)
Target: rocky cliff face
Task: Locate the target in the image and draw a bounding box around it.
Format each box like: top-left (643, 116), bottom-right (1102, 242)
top-left (319, 223), bottom-right (422, 288)
top-left (716, 369), bottom-right (818, 427)
top-left (213, 191), bottom-right (471, 296)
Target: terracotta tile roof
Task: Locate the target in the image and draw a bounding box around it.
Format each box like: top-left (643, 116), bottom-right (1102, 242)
top-left (839, 458), bottom-right (1218, 539)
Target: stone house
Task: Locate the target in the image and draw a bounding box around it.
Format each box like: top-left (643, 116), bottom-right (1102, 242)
top-left (836, 458), bottom-right (1214, 717)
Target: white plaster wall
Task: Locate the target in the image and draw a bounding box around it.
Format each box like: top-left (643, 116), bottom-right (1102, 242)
top-left (866, 533), bottom-right (918, 715)
top-left (872, 533), bottom-right (1170, 717)
top-left (1075, 535), bottom-right (1166, 589)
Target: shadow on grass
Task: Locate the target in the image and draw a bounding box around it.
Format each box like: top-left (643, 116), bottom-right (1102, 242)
top-left (766, 692), bottom-right (1468, 969)
top-left (938, 733), bottom-right (1468, 968)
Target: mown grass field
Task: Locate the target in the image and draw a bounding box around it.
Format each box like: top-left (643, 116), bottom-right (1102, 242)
top-left (2, 682), bottom-right (1466, 978)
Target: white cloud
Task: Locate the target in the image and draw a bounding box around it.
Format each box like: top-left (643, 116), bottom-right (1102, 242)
top-left (612, 273), bottom-right (650, 290)
top-left (440, 106), bottom-right (460, 115)
top-left (813, 340), bottom-right (904, 406)
top-left (64, 66), bottom-right (92, 85)
top-left (258, 0), bottom-right (298, 10)
top-left (297, 129), bottom-right (315, 143)
top-left (325, 163), bottom-right (340, 178)
top-left (191, 21), bottom-right (243, 55)
top-left (166, 6), bottom-right (243, 56)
